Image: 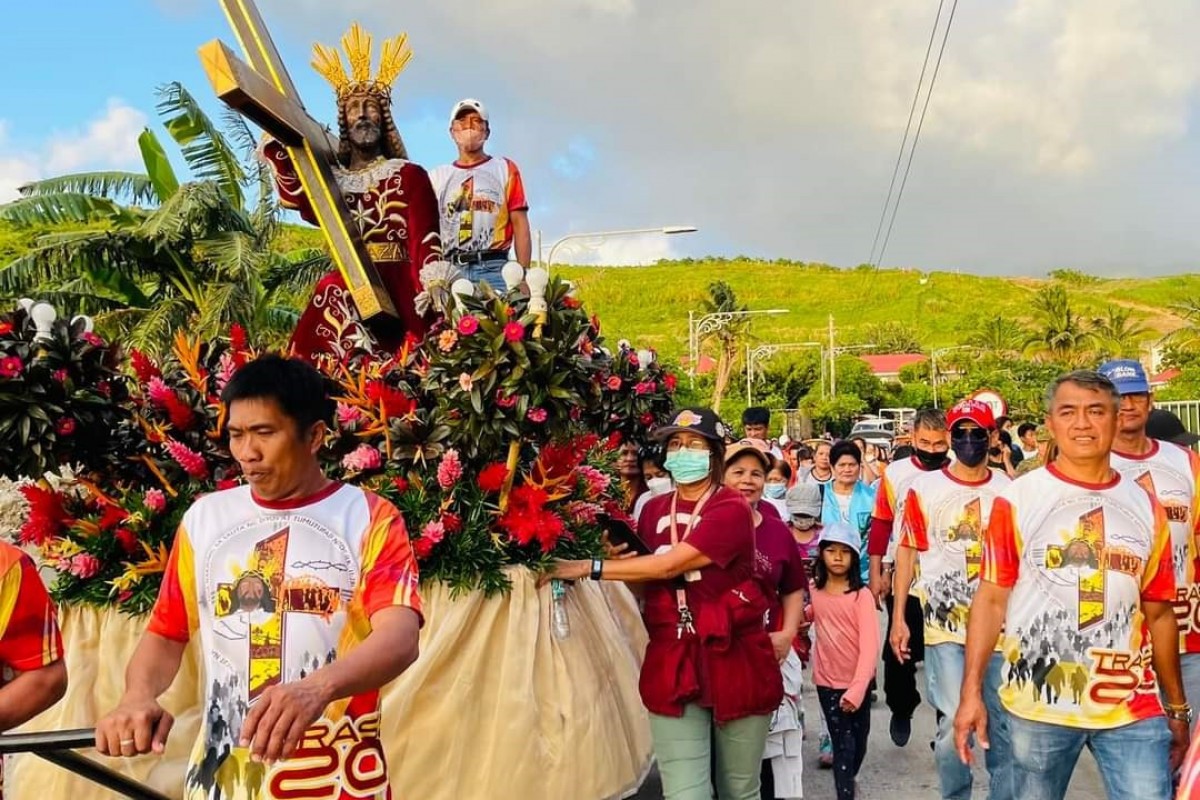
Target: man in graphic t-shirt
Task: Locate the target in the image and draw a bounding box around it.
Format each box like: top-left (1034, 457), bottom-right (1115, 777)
top-left (955, 370), bottom-right (1188, 800)
top-left (891, 400), bottom-right (1013, 800)
top-left (430, 99), bottom-right (531, 291)
top-left (0, 541), bottom-right (67, 799)
top-left (95, 355), bottom-right (423, 800)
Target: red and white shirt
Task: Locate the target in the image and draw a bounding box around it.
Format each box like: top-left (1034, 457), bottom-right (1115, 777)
top-left (872, 456), bottom-right (925, 562)
top-left (148, 483), bottom-right (422, 800)
top-left (900, 467), bottom-right (1011, 645)
top-left (429, 156), bottom-right (528, 255)
top-left (982, 464), bottom-right (1174, 729)
top-left (1111, 439), bottom-right (1200, 654)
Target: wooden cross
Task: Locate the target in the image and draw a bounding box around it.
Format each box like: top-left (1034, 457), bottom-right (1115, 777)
top-left (198, 0), bottom-right (398, 320)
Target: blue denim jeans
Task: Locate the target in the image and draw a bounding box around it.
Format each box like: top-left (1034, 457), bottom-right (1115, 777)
top-left (1007, 714), bottom-right (1172, 800)
top-left (1181, 653), bottom-right (1200, 733)
top-left (459, 255), bottom-right (509, 292)
top-left (925, 644), bottom-right (1014, 800)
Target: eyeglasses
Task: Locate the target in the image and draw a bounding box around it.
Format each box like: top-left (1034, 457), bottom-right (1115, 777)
top-left (666, 440), bottom-right (711, 453)
top-left (951, 428), bottom-right (990, 442)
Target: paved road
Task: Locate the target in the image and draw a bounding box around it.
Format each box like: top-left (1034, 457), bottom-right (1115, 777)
top-left (632, 661), bottom-right (1104, 799)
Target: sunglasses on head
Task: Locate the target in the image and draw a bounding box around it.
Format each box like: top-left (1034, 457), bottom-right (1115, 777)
top-left (951, 427), bottom-right (990, 442)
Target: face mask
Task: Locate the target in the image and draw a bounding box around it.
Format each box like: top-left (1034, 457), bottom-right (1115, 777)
top-left (646, 476), bottom-right (674, 496)
top-left (664, 449), bottom-right (711, 486)
top-left (452, 128), bottom-right (487, 152)
top-left (792, 516), bottom-right (817, 531)
top-left (764, 483), bottom-right (787, 500)
top-left (914, 448), bottom-right (948, 471)
top-left (952, 438), bottom-right (990, 467)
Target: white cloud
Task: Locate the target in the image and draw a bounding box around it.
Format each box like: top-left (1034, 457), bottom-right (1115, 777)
top-left (255, 0), bottom-right (1200, 274)
top-left (545, 230), bottom-right (680, 267)
top-left (0, 100), bottom-right (147, 202)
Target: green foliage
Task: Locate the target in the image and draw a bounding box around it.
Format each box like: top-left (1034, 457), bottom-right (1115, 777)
top-left (1049, 268), bottom-right (1100, 286)
top-left (849, 321), bottom-right (923, 354)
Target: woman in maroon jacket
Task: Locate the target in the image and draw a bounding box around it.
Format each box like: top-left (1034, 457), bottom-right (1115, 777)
top-left (547, 408), bottom-right (783, 799)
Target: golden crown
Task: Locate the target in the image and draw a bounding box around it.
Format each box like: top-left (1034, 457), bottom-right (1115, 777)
top-left (311, 22), bottom-right (412, 102)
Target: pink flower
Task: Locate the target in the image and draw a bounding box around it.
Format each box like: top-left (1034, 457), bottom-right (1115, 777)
top-left (496, 391), bottom-right (518, 409)
top-left (216, 351), bottom-right (238, 392)
top-left (68, 553), bottom-right (101, 579)
top-left (527, 407), bottom-right (548, 423)
top-left (663, 374), bottom-right (678, 392)
top-left (56, 417), bottom-right (76, 436)
top-left (437, 449), bottom-right (463, 488)
top-left (52, 369), bottom-right (69, 383)
top-left (635, 380), bottom-right (656, 396)
top-left (81, 332), bottom-right (105, 347)
top-left (605, 375), bottom-right (622, 391)
top-left (342, 444), bottom-right (383, 472)
top-left (457, 315), bottom-right (480, 336)
top-left (565, 501), bottom-right (604, 526)
top-left (146, 377), bottom-right (173, 406)
top-left (143, 488), bottom-right (167, 514)
top-left (459, 372), bottom-right (474, 392)
top-left (421, 520), bottom-right (446, 545)
top-left (504, 321), bottom-right (526, 343)
top-left (0, 356), bottom-right (22, 379)
top-left (336, 403), bottom-right (365, 427)
top-left (577, 465), bottom-right (611, 499)
top-left (437, 329), bottom-right (459, 353)
top-left (164, 438), bottom-right (210, 480)
top-left (627, 353), bottom-right (640, 367)
top-left (412, 536), bottom-right (436, 560)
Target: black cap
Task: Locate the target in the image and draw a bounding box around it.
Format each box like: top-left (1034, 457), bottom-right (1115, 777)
top-left (742, 406), bottom-right (770, 425)
top-left (653, 407), bottom-right (729, 442)
top-left (1146, 408), bottom-right (1200, 447)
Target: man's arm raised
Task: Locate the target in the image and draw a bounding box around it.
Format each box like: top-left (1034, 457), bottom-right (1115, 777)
top-left (95, 632), bottom-right (188, 757)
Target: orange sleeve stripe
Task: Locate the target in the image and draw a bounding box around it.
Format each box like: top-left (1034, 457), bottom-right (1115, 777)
top-left (982, 497), bottom-right (1021, 587)
top-left (360, 495), bottom-right (424, 625)
top-left (1189, 449), bottom-right (1200, 539)
top-left (1142, 499), bottom-right (1177, 601)
top-left (872, 474), bottom-right (895, 521)
top-left (0, 549), bottom-right (63, 670)
top-left (146, 526), bottom-right (198, 642)
top-left (899, 490), bottom-right (928, 551)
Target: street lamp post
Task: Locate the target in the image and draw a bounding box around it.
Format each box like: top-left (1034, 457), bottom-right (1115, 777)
top-left (745, 341), bottom-right (824, 406)
top-left (687, 309), bottom-right (788, 387)
top-left (828, 344), bottom-right (876, 398)
top-left (540, 226), bottom-right (698, 269)
top-left (931, 345), bottom-right (974, 408)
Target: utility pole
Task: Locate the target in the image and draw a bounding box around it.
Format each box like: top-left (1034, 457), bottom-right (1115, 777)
top-left (828, 314), bottom-right (837, 397)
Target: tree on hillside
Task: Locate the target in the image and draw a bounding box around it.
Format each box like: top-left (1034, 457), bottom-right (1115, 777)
top-left (0, 83), bottom-right (314, 352)
top-left (1089, 306), bottom-right (1152, 360)
top-left (1164, 296), bottom-right (1200, 351)
top-left (966, 315), bottom-right (1027, 357)
top-left (1024, 285), bottom-right (1094, 366)
top-left (698, 280), bottom-right (750, 414)
top-left (853, 321), bottom-right (923, 354)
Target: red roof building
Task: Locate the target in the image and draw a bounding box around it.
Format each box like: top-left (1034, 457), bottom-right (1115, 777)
top-left (859, 353), bottom-right (928, 382)
top-left (1150, 368), bottom-right (1181, 389)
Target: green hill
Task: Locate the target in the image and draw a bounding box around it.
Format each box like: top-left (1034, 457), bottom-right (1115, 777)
top-left (557, 260), bottom-right (1200, 361)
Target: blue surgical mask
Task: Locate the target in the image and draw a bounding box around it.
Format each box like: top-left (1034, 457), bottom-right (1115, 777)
top-left (664, 449), bottom-right (711, 485)
top-left (764, 483), bottom-right (787, 500)
top-left (952, 438), bottom-right (990, 468)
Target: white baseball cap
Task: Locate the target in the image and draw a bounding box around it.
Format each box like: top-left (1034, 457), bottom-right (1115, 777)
top-left (450, 98), bottom-right (489, 125)
top-left (819, 522), bottom-right (860, 551)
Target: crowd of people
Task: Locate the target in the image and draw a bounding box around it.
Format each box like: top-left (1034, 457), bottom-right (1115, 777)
top-left (1, 356), bottom-right (1199, 800)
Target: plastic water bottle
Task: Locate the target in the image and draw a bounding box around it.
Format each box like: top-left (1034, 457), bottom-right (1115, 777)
top-left (551, 579), bottom-right (570, 640)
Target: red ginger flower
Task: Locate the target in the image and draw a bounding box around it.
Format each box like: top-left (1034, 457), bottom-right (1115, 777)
top-left (163, 392), bottom-right (197, 430)
top-left (17, 485), bottom-right (69, 546)
top-left (164, 438), bottom-right (210, 480)
top-left (499, 485), bottom-right (567, 553)
top-left (230, 323), bottom-right (248, 352)
top-left (129, 349), bottom-right (161, 383)
top-left (477, 462), bottom-right (510, 493)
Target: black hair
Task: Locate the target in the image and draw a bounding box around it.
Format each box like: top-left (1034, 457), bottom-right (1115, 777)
top-left (892, 444), bottom-right (914, 460)
top-left (742, 406), bottom-right (770, 425)
top-left (1017, 422), bottom-right (1037, 438)
top-left (912, 408), bottom-right (948, 433)
top-left (998, 429), bottom-right (1013, 447)
top-left (795, 445), bottom-right (814, 460)
top-left (638, 443), bottom-right (667, 471)
top-left (221, 354), bottom-right (335, 433)
top-left (829, 440), bottom-right (862, 467)
top-left (770, 459), bottom-right (793, 481)
top-left (813, 541), bottom-right (865, 593)
top-left (996, 415), bottom-right (1012, 428)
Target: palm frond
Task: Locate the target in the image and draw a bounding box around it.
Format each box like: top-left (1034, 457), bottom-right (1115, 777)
top-left (0, 231), bottom-right (137, 294)
top-left (194, 231), bottom-right (269, 285)
top-left (0, 193), bottom-right (125, 227)
top-left (126, 296), bottom-right (194, 355)
top-left (263, 250), bottom-right (332, 292)
top-left (156, 82), bottom-right (246, 208)
top-left (18, 172), bottom-right (156, 205)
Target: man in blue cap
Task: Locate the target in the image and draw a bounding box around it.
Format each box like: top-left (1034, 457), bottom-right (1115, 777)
top-left (1099, 358), bottom-right (1200, 726)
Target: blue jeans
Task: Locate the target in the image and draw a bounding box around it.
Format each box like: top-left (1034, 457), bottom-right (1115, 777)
top-left (458, 255), bottom-right (510, 292)
top-left (1007, 714), bottom-right (1172, 800)
top-left (925, 644), bottom-right (1014, 800)
top-left (1181, 653), bottom-right (1200, 733)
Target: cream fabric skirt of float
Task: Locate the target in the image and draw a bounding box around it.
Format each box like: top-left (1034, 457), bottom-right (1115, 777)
top-left (8, 569), bottom-right (652, 800)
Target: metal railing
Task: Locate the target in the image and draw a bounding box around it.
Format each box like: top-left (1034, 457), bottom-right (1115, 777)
top-left (1157, 400), bottom-right (1200, 449)
top-left (0, 730), bottom-right (170, 800)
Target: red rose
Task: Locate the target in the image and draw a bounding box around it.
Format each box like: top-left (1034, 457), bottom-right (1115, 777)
top-left (393, 476), bottom-right (410, 493)
top-left (412, 536), bottom-right (436, 560)
top-left (563, 297), bottom-right (581, 310)
top-left (605, 375), bottom-right (622, 391)
top-left (640, 412), bottom-right (656, 426)
top-left (115, 528), bottom-right (140, 554)
top-left (0, 321), bottom-right (12, 336)
top-left (56, 417), bottom-right (76, 436)
top-left (442, 512), bottom-right (463, 533)
top-left (663, 374), bottom-right (678, 392)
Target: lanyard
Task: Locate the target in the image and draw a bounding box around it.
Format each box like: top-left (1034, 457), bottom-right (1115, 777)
top-left (669, 486), bottom-right (714, 638)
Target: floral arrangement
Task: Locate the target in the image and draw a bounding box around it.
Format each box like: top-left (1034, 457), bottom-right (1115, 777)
top-left (0, 303), bottom-right (130, 480)
top-left (2, 268), bottom-right (678, 613)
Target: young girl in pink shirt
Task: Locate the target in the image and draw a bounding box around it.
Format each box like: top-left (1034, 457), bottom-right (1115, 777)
top-left (811, 522), bottom-right (880, 800)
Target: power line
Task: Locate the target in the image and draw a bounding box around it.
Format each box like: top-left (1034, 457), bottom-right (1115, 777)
top-left (866, 0), bottom-right (945, 267)
top-left (875, 0), bottom-right (959, 269)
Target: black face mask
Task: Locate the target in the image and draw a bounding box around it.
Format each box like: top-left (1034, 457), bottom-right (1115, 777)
top-left (952, 439), bottom-right (990, 467)
top-left (913, 448), bottom-right (949, 471)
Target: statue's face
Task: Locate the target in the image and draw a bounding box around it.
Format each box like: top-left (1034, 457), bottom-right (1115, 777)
top-left (345, 94), bottom-right (383, 150)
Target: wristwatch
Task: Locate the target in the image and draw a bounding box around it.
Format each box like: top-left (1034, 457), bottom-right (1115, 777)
top-left (1165, 702), bottom-right (1193, 725)
top-left (589, 558), bottom-right (604, 581)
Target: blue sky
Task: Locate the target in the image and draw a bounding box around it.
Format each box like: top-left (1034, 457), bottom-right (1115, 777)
top-left (3, 1), bottom-right (1200, 275)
